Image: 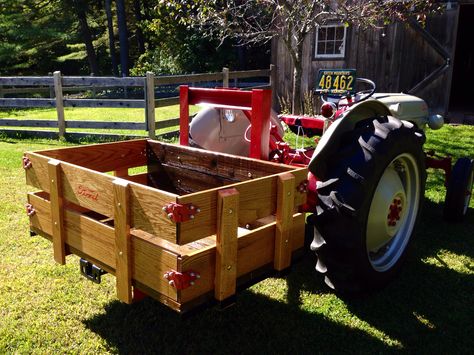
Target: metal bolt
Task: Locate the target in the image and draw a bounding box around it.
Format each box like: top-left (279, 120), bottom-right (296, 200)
top-left (163, 273), bottom-right (169, 279)
top-left (119, 251), bottom-right (123, 256)
top-left (190, 215), bottom-right (195, 219)
top-left (169, 280), bottom-right (175, 286)
top-left (196, 208), bottom-right (201, 213)
top-left (117, 202), bottom-right (121, 207)
top-left (167, 213), bottom-right (173, 219)
top-left (227, 265), bottom-right (232, 271)
top-left (51, 179), bottom-right (54, 183)
top-left (162, 206), bottom-right (167, 211)
top-left (189, 205), bottom-right (195, 210)
top-left (248, 172), bottom-right (252, 178)
top-left (245, 224), bottom-right (251, 229)
top-left (177, 179), bottom-right (181, 184)
top-left (287, 191), bottom-right (291, 196)
top-left (285, 239), bottom-right (289, 244)
top-left (190, 281), bottom-right (195, 286)
top-left (190, 272), bottom-right (195, 277)
top-left (196, 274), bottom-right (201, 279)
top-left (54, 222), bottom-right (57, 226)
top-left (229, 209), bottom-right (233, 214)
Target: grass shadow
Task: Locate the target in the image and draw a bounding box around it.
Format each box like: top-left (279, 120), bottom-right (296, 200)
top-left (84, 200), bottom-right (473, 354)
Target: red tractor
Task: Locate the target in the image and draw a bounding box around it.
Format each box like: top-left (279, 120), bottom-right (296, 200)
top-left (179, 69), bottom-right (473, 293)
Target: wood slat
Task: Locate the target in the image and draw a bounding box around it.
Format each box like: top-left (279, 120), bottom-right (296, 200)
top-left (33, 139), bottom-right (147, 172)
top-left (113, 179), bottom-right (133, 303)
top-left (154, 72), bottom-right (223, 85)
top-left (229, 69), bottom-right (271, 79)
top-left (129, 182), bottom-right (179, 243)
top-left (0, 119), bottom-right (58, 128)
top-left (274, 173), bottom-right (295, 271)
top-left (177, 169), bottom-right (307, 245)
top-left (179, 213), bottom-right (305, 303)
top-left (48, 160), bottom-right (66, 264)
top-left (155, 97), bottom-right (179, 107)
top-left (63, 98), bottom-right (145, 108)
top-left (65, 121), bottom-right (145, 130)
top-left (214, 188), bottom-right (239, 301)
top-left (61, 76), bottom-right (145, 87)
top-left (0, 98), bottom-right (55, 108)
top-left (0, 77), bottom-right (54, 86)
top-left (28, 192), bottom-right (179, 301)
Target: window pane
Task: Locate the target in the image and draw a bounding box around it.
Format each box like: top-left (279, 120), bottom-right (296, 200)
top-left (335, 40), bottom-right (344, 54)
top-left (336, 27), bottom-right (345, 40)
top-left (317, 41), bottom-right (326, 55)
top-left (326, 41), bottom-right (335, 54)
top-left (327, 27), bottom-right (335, 40)
top-left (318, 27), bottom-right (327, 41)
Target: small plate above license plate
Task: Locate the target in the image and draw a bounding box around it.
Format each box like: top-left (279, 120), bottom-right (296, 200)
top-left (316, 69), bottom-right (356, 96)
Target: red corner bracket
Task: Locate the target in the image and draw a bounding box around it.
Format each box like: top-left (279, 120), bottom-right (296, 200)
top-left (162, 202), bottom-right (200, 223)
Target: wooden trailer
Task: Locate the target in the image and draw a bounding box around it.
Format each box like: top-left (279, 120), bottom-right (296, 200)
top-left (24, 139), bottom-right (308, 312)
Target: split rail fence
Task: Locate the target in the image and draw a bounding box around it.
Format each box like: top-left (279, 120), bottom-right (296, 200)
top-left (0, 65), bottom-right (275, 140)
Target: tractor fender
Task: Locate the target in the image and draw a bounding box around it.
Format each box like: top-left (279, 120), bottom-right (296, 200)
top-left (308, 100), bottom-right (391, 178)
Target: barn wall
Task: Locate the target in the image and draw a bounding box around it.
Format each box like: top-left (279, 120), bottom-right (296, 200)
top-left (272, 6), bottom-right (459, 115)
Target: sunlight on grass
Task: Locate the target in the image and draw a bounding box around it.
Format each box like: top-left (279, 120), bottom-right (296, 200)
top-left (422, 249), bottom-right (474, 274)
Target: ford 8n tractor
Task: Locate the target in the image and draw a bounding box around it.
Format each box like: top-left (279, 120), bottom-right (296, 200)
top-left (184, 69), bottom-right (473, 293)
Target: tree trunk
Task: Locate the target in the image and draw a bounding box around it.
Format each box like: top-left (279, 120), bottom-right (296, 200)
top-left (133, 0), bottom-right (146, 54)
top-left (291, 43), bottom-right (304, 115)
top-left (105, 0), bottom-right (119, 76)
top-left (115, 0), bottom-right (129, 76)
top-left (76, 3), bottom-right (99, 75)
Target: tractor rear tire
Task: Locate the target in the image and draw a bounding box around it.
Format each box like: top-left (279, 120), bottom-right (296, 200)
top-left (443, 158), bottom-right (474, 223)
top-left (309, 117), bottom-right (426, 293)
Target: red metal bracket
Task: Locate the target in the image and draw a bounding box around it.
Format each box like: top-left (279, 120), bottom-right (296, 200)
top-left (297, 180), bottom-right (309, 193)
top-left (162, 202), bottom-right (200, 223)
top-left (22, 156), bottom-right (32, 170)
top-left (164, 270), bottom-right (200, 290)
top-left (26, 203), bottom-right (36, 216)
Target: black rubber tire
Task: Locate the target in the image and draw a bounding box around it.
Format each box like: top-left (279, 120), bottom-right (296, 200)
top-left (443, 158), bottom-right (474, 223)
top-left (308, 117), bottom-right (426, 293)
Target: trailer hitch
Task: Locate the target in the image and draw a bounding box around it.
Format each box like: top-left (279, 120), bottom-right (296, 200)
top-left (79, 258), bottom-right (107, 284)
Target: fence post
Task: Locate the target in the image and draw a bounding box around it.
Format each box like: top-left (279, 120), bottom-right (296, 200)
top-left (145, 71), bottom-right (156, 139)
top-left (0, 85), bottom-right (3, 98)
top-left (269, 64), bottom-right (277, 105)
top-left (53, 71), bottom-right (66, 139)
top-left (222, 67), bottom-right (229, 88)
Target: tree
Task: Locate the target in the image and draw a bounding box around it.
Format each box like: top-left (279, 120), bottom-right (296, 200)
top-left (163, 0), bottom-right (439, 114)
top-left (116, 0), bottom-right (130, 76)
top-left (105, 0), bottom-right (119, 76)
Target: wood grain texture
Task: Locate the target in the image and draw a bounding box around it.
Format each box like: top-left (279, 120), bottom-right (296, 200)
top-left (35, 139), bottom-right (147, 172)
top-left (214, 188), bottom-right (239, 301)
top-left (179, 213), bottom-right (305, 303)
top-left (274, 173), bottom-right (295, 271)
top-left (28, 191), bottom-right (179, 301)
top-left (113, 179), bottom-right (132, 303)
top-left (145, 72), bottom-right (156, 139)
top-left (53, 71), bottom-right (65, 138)
top-left (48, 159), bottom-right (66, 264)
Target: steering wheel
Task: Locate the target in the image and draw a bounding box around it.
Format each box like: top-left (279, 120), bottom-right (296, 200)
top-left (353, 78), bottom-right (376, 103)
top-left (317, 77), bottom-right (376, 105)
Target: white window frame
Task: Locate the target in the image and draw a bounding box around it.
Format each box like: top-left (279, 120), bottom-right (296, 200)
top-left (314, 24), bottom-right (347, 59)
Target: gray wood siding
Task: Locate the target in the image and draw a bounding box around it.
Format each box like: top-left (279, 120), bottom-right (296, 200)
top-left (272, 7), bottom-right (459, 115)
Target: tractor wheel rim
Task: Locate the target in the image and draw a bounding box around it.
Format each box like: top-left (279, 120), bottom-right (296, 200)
top-left (463, 167), bottom-right (474, 215)
top-left (366, 153), bottom-right (420, 272)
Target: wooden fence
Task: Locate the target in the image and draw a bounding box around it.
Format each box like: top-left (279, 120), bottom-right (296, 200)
top-left (0, 65), bottom-right (276, 140)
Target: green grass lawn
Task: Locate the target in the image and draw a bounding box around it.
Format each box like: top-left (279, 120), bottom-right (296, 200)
top-left (0, 125), bottom-right (473, 354)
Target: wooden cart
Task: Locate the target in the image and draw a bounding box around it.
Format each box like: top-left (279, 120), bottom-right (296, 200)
top-left (24, 139), bottom-right (308, 312)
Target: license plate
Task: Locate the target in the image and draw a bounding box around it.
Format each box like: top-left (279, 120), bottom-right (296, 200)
top-left (316, 69), bottom-right (356, 95)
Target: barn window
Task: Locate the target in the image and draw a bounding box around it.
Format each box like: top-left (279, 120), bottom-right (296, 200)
top-left (315, 24), bottom-right (347, 59)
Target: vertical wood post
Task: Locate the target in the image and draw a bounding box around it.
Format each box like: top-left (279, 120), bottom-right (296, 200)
top-left (215, 188), bottom-right (239, 301)
top-left (274, 173), bottom-right (295, 271)
top-left (90, 73), bottom-right (97, 99)
top-left (250, 89), bottom-right (272, 159)
top-left (269, 64), bottom-right (277, 104)
top-left (222, 67), bottom-right (229, 88)
top-left (53, 71), bottom-right (65, 139)
top-left (113, 179), bottom-right (132, 304)
top-left (48, 159), bottom-right (66, 265)
top-left (179, 85), bottom-right (189, 146)
top-left (0, 85), bottom-right (4, 98)
top-left (145, 71), bottom-right (156, 139)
